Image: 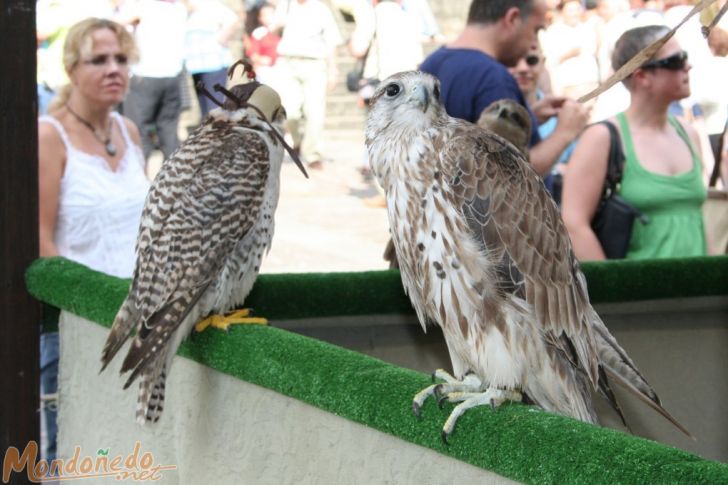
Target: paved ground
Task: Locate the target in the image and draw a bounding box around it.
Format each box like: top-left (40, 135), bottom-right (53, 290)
top-left (150, 116), bottom-right (392, 274)
top-left (263, 129), bottom-right (391, 274)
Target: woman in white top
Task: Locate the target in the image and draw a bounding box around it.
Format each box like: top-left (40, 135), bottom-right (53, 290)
top-left (38, 18), bottom-right (150, 278)
top-left (37, 17), bottom-right (151, 464)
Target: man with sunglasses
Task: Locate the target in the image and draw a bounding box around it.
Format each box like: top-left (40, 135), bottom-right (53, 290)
top-left (419, 0), bottom-right (589, 176)
top-left (508, 44), bottom-right (580, 202)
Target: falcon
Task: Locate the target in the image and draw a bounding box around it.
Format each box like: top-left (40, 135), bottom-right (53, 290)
top-left (383, 98), bottom-right (532, 269)
top-left (366, 71), bottom-right (689, 440)
top-left (477, 98), bottom-right (532, 156)
top-left (100, 62), bottom-right (307, 424)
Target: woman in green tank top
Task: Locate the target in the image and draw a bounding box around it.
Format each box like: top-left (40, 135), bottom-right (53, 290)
top-left (561, 25), bottom-right (707, 260)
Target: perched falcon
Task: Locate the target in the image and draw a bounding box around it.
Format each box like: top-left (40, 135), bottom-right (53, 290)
top-left (384, 98), bottom-right (532, 269)
top-left (366, 71), bottom-right (688, 440)
top-left (100, 67), bottom-right (307, 425)
top-left (477, 99), bottom-right (532, 156)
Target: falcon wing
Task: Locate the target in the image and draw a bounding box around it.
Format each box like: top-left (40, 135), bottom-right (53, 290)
top-left (115, 122), bottom-right (271, 385)
top-left (441, 122), bottom-right (599, 384)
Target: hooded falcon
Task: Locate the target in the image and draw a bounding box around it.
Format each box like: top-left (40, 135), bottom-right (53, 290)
top-left (366, 71), bottom-right (689, 440)
top-left (100, 63), bottom-right (308, 425)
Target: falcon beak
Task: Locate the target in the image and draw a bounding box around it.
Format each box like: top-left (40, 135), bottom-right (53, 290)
top-left (292, 152), bottom-right (309, 178)
top-left (411, 85), bottom-right (429, 113)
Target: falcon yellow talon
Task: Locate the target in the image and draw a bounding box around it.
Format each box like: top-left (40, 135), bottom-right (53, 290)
top-left (194, 310), bottom-right (268, 332)
top-left (226, 309), bottom-right (253, 319)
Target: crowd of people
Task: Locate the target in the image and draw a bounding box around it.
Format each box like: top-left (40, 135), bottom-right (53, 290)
top-left (34, 0), bottom-right (727, 464)
top-left (415, 0), bottom-right (726, 262)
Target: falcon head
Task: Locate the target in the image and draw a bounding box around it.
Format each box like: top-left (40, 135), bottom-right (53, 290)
top-left (222, 82), bottom-right (286, 126)
top-left (366, 71), bottom-right (447, 140)
top-left (477, 99), bottom-right (532, 156)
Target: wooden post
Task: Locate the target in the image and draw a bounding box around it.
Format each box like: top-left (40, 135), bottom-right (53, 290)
top-left (0, 2), bottom-right (40, 483)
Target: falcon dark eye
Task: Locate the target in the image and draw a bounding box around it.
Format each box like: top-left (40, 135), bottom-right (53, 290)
top-left (433, 84), bottom-right (440, 99)
top-left (385, 83), bottom-right (401, 97)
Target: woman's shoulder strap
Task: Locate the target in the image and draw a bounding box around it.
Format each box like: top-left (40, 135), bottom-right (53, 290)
top-left (110, 111), bottom-right (133, 146)
top-left (39, 114), bottom-right (72, 151)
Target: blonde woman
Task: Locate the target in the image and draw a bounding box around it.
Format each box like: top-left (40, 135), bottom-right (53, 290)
top-left (38, 18), bottom-right (150, 277)
top-left (37, 18), bottom-right (150, 463)
top-left (562, 25), bottom-right (707, 260)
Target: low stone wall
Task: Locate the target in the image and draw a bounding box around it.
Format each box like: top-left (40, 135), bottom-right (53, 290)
top-left (280, 295), bottom-right (728, 462)
top-left (58, 313), bottom-right (515, 484)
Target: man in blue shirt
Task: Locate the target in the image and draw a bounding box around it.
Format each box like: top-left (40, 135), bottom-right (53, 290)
top-left (420, 0), bottom-right (589, 176)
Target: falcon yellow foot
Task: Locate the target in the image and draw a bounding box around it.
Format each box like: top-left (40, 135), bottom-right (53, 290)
top-left (194, 309), bottom-right (268, 332)
top-left (412, 369), bottom-right (522, 443)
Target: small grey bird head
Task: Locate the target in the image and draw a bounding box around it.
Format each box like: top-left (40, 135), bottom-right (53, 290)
top-left (477, 99), bottom-right (532, 156)
top-left (366, 71), bottom-right (447, 142)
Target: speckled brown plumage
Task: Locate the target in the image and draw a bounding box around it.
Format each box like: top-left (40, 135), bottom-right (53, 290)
top-left (366, 71), bottom-right (689, 436)
top-left (101, 99), bottom-right (286, 425)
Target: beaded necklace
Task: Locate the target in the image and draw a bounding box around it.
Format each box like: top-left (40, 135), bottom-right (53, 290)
top-left (65, 103), bottom-right (117, 156)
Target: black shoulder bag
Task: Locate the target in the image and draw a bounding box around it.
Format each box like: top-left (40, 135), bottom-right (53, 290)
top-left (346, 9), bottom-right (380, 93)
top-left (346, 46), bottom-right (371, 92)
top-left (591, 121), bottom-right (649, 259)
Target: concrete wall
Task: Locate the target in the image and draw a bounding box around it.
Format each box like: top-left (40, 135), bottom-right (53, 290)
top-left (55, 293), bottom-right (728, 485)
top-left (279, 296), bottom-right (728, 463)
top-left (57, 314), bottom-right (516, 485)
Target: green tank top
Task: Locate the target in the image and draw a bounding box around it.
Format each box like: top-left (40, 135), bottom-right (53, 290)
top-left (616, 112), bottom-right (707, 260)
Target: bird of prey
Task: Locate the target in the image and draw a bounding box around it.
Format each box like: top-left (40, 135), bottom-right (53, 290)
top-left (366, 71), bottom-right (689, 440)
top-left (477, 99), bottom-right (532, 156)
top-left (100, 62), bottom-right (308, 425)
top-left (384, 98), bottom-right (533, 269)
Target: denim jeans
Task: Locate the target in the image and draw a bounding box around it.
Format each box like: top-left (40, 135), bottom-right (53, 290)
top-left (40, 331), bottom-right (59, 463)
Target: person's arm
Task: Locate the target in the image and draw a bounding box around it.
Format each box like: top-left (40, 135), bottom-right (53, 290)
top-left (529, 99), bottom-right (589, 175)
top-left (327, 47), bottom-right (339, 91)
top-left (38, 122), bottom-right (65, 258)
top-left (530, 94), bottom-right (565, 125)
top-left (346, 0), bottom-right (375, 58)
top-left (561, 122), bottom-right (611, 261)
top-left (322, 6), bottom-right (343, 91)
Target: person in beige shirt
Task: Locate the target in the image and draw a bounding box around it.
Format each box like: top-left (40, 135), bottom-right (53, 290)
top-left (270, 0), bottom-right (343, 169)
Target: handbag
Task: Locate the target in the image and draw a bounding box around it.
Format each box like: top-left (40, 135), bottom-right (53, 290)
top-left (591, 121), bottom-right (649, 259)
top-left (346, 31), bottom-right (375, 93)
top-left (346, 58), bottom-right (367, 93)
top-left (346, 7), bottom-right (380, 94)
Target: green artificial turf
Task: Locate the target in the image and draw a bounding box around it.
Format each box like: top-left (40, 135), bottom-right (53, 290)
top-left (25, 256), bottom-right (728, 484)
top-left (25, 256), bottom-right (728, 327)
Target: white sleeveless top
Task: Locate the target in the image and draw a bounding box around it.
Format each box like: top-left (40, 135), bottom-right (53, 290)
top-left (40, 112), bottom-right (150, 278)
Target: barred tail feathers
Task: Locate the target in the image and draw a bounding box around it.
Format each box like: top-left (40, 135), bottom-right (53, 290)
top-left (100, 296), bottom-right (139, 373)
top-left (136, 357), bottom-right (168, 426)
top-left (590, 308), bottom-right (693, 438)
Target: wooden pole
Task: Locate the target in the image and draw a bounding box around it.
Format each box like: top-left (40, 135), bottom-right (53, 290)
top-left (0, 2), bottom-right (40, 483)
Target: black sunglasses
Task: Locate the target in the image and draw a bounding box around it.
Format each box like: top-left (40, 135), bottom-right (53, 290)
top-left (525, 54), bottom-right (541, 66)
top-left (641, 50), bottom-right (688, 71)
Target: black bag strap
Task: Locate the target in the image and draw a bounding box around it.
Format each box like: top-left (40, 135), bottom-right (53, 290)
top-left (600, 120), bottom-right (625, 196)
top-left (709, 120), bottom-right (726, 188)
top-left (599, 120), bottom-right (649, 225)
top-left (357, 38), bottom-right (373, 76)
